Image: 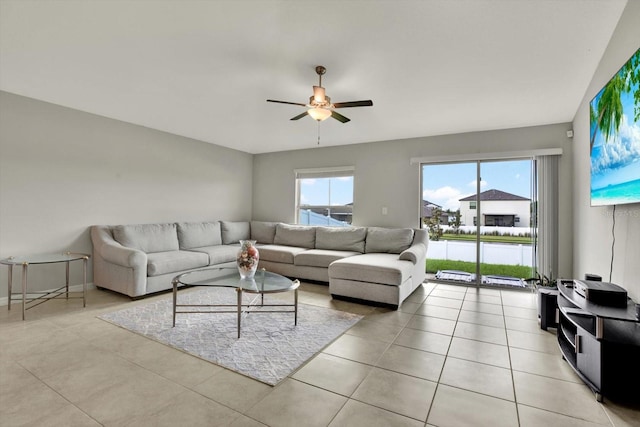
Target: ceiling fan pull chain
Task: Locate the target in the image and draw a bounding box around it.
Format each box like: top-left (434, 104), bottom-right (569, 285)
top-left (317, 121), bottom-right (321, 145)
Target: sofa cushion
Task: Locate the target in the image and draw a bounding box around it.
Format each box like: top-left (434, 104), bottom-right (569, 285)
top-left (294, 249), bottom-right (361, 268)
top-left (315, 227), bottom-right (366, 253)
top-left (185, 245), bottom-right (238, 265)
top-left (329, 253), bottom-right (414, 286)
top-left (177, 222), bottom-right (222, 249)
top-left (146, 250), bottom-right (209, 276)
top-left (365, 227), bottom-right (414, 254)
top-left (274, 224), bottom-right (316, 248)
top-left (258, 244), bottom-right (308, 264)
top-left (113, 223), bottom-right (179, 253)
top-left (221, 221), bottom-right (250, 244)
top-left (251, 221), bottom-right (278, 244)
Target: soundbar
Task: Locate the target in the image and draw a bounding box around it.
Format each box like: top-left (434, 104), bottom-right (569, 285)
top-left (573, 279), bottom-right (628, 308)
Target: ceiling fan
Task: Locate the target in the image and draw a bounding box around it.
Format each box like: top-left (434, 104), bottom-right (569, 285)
top-left (267, 65), bottom-right (373, 123)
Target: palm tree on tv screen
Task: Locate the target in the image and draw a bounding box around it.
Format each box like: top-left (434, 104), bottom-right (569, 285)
top-left (590, 48), bottom-right (640, 153)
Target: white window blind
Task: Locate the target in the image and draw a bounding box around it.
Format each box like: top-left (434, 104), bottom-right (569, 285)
top-left (533, 154), bottom-right (560, 281)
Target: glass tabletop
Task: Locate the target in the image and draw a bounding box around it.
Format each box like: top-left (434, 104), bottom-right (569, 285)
top-left (0, 252), bottom-right (90, 265)
top-left (173, 267), bottom-right (298, 294)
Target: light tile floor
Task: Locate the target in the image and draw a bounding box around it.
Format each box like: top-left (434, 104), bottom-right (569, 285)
top-left (1, 282), bottom-right (639, 426)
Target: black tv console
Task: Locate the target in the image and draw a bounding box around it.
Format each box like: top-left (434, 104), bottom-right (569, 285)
top-left (556, 279), bottom-right (640, 402)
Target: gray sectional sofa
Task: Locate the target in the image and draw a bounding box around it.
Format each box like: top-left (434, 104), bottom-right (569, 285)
top-left (90, 221), bottom-right (429, 309)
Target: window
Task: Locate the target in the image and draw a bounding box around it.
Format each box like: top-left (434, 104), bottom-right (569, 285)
top-left (470, 201), bottom-right (477, 209)
top-left (295, 167), bottom-right (354, 227)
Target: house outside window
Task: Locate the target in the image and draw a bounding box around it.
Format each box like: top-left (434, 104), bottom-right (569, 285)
top-left (295, 167), bottom-right (354, 227)
top-left (459, 189), bottom-right (531, 228)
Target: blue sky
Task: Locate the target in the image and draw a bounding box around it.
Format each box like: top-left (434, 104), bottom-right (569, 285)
top-left (422, 160), bottom-right (532, 211)
top-left (299, 177), bottom-right (353, 206)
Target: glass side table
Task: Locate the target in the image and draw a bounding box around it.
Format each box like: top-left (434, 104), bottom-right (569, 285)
top-left (0, 252), bottom-right (90, 320)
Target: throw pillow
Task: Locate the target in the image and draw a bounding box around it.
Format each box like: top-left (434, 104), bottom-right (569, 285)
top-left (273, 223), bottom-right (316, 248)
top-left (113, 223), bottom-right (179, 253)
top-left (221, 221), bottom-right (251, 244)
top-left (251, 221), bottom-right (279, 244)
top-left (365, 227), bottom-right (414, 254)
top-left (177, 222), bottom-right (222, 249)
top-left (315, 227), bottom-right (366, 253)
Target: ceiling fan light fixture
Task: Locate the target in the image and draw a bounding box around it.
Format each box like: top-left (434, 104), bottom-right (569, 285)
top-left (313, 86), bottom-right (326, 103)
top-left (308, 107), bottom-right (332, 121)
top-left (266, 65), bottom-right (372, 125)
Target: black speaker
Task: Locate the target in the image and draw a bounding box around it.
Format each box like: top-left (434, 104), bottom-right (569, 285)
top-left (538, 288), bottom-right (558, 330)
top-left (585, 273), bottom-right (602, 282)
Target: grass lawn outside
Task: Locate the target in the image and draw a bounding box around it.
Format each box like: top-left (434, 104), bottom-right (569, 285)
top-left (426, 259), bottom-right (533, 279)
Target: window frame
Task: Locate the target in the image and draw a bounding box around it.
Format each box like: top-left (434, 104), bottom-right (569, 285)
top-left (294, 166), bottom-right (355, 227)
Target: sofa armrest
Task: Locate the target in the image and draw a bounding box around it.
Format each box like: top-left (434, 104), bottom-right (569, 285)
top-left (399, 242), bottom-right (426, 265)
top-left (91, 225), bottom-right (147, 268)
top-left (99, 241), bottom-right (147, 267)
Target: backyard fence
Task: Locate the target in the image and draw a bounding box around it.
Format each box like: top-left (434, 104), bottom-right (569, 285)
top-left (427, 240), bottom-right (533, 266)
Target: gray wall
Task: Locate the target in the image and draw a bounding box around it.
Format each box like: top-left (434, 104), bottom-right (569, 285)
top-left (0, 91), bottom-right (253, 299)
top-left (253, 123), bottom-right (574, 279)
top-left (572, 1), bottom-right (640, 302)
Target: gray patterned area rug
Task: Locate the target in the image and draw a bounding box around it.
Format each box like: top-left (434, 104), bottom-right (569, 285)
top-left (98, 288), bottom-right (362, 385)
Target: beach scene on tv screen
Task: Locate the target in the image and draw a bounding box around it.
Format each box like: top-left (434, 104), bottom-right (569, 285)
top-left (590, 48), bottom-right (640, 206)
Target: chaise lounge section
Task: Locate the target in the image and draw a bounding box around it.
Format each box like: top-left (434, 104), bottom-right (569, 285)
top-left (90, 221), bottom-right (429, 308)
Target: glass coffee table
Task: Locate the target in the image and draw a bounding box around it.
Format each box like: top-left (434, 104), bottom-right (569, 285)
top-left (172, 267), bottom-right (300, 338)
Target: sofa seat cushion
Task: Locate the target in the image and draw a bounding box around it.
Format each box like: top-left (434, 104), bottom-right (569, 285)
top-left (258, 245), bottom-right (308, 264)
top-left (186, 245), bottom-right (238, 265)
top-left (315, 227), bottom-right (367, 253)
top-left (147, 250), bottom-right (209, 276)
top-left (113, 223), bottom-right (179, 253)
top-left (294, 249), bottom-right (361, 268)
top-left (329, 254), bottom-right (414, 286)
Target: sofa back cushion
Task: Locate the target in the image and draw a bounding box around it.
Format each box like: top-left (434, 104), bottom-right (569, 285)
top-left (220, 221), bottom-right (251, 244)
top-left (315, 227), bottom-right (367, 253)
top-left (273, 223), bottom-right (316, 248)
top-left (251, 221), bottom-right (278, 244)
top-left (113, 223), bottom-right (179, 253)
top-left (365, 227), bottom-right (414, 254)
top-left (177, 222), bottom-right (222, 249)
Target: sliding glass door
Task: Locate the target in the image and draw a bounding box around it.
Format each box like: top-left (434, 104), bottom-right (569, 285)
top-left (421, 158), bottom-right (535, 289)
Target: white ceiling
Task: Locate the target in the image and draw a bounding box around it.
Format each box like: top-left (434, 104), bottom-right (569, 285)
top-left (0, 0), bottom-right (628, 154)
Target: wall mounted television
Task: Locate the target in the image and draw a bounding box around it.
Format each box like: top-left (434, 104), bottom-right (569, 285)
top-left (590, 47), bottom-right (640, 207)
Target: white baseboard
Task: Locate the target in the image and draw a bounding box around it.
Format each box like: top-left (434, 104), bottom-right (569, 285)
top-left (0, 282), bottom-right (96, 307)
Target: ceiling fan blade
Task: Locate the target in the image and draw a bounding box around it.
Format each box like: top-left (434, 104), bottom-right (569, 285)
top-left (290, 111), bottom-right (309, 121)
top-left (331, 111), bottom-right (351, 123)
top-left (267, 99), bottom-right (307, 107)
top-left (332, 100), bottom-right (373, 108)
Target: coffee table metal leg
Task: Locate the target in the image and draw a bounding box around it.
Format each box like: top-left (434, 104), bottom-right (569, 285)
top-left (65, 261), bottom-right (70, 300)
top-left (7, 264), bottom-right (12, 311)
top-left (172, 280), bottom-right (177, 327)
top-left (237, 288), bottom-right (242, 339)
top-left (82, 257), bottom-right (87, 307)
top-left (294, 288), bottom-right (298, 325)
top-left (22, 263), bottom-right (28, 321)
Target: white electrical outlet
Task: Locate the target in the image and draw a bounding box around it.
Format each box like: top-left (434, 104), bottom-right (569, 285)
top-left (382, 207), bottom-right (388, 215)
